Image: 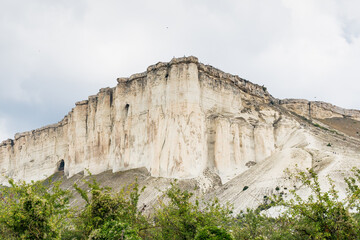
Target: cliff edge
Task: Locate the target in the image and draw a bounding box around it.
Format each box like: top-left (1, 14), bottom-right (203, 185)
top-left (0, 57), bottom-right (359, 205)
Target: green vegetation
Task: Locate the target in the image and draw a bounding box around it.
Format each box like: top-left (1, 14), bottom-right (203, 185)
top-left (289, 111), bottom-right (341, 136)
top-left (0, 178), bottom-right (72, 239)
top-left (71, 175), bottom-right (148, 239)
top-left (0, 168), bottom-right (360, 239)
top-left (276, 168), bottom-right (360, 239)
top-left (150, 181), bottom-right (233, 239)
top-left (310, 122), bottom-right (339, 135)
top-left (313, 122), bottom-right (329, 131)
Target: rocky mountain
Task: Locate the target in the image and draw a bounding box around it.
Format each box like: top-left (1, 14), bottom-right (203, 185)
top-left (1, 56), bottom-right (359, 212)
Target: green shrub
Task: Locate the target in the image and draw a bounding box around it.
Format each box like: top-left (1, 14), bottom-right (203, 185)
top-left (88, 220), bottom-right (141, 240)
top-left (195, 226), bottom-right (233, 240)
top-left (233, 206), bottom-right (295, 239)
top-left (0, 178), bottom-right (71, 239)
top-left (151, 181), bottom-right (233, 240)
top-left (276, 168), bottom-right (360, 239)
top-left (1, 167), bottom-right (360, 239)
top-left (73, 177), bottom-right (147, 239)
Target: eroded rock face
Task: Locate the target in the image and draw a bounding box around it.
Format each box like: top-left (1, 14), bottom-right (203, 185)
top-left (0, 57), bottom-right (358, 187)
top-left (280, 99), bottom-right (360, 121)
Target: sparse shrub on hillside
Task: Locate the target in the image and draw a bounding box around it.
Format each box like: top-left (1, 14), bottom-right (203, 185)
top-left (313, 123), bottom-right (330, 131)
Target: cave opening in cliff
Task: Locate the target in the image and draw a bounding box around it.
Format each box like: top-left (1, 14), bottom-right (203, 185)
top-left (58, 160), bottom-right (65, 171)
top-left (125, 104), bottom-right (130, 116)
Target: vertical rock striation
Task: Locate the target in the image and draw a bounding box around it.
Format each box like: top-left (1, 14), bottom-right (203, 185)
top-left (0, 57), bottom-right (317, 183)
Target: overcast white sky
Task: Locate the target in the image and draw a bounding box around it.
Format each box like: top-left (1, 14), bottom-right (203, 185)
top-left (0, 0), bottom-right (360, 141)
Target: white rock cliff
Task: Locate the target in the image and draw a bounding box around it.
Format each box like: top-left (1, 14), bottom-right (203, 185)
top-left (0, 56), bottom-right (359, 192)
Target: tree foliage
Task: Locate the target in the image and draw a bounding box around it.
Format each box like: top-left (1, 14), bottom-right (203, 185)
top-left (276, 168), bottom-right (360, 239)
top-left (0, 167), bottom-right (359, 239)
top-left (72, 176), bottom-right (147, 239)
top-left (232, 167), bottom-right (360, 240)
top-left (151, 181), bottom-right (233, 239)
top-left (88, 220), bottom-right (141, 240)
top-left (0, 178), bottom-right (71, 239)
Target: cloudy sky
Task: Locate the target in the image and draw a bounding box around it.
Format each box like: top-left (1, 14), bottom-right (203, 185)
top-left (1, 0), bottom-right (360, 141)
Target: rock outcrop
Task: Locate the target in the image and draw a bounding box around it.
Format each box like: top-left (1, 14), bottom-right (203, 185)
top-left (280, 99), bottom-right (360, 121)
top-left (0, 56), bottom-right (359, 201)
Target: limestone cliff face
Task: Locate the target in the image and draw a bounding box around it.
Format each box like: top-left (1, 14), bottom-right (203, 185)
top-left (1, 57), bottom-right (356, 186)
top-left (280, 99), bottom-right (360, 121)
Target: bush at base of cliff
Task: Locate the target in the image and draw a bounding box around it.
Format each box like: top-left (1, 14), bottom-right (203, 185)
top-left (150, 181), bottom-right (234, 240)
top-left (230, 167), bottom-right (360, 240)
top-left (276, 168), bottom-right (360, 239)
top-left (88, 220), bottom-right (141, 240)
top-left (195, 226), bottom-right (233, 240)
top-left (72, 176), bottom-right (148, 239)
top-left (0, 178), bottom-right (71, 240)
top-left (1, 168), bottom-right (360, 239)
top-left (232, 208), bottom-right (292, 240)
